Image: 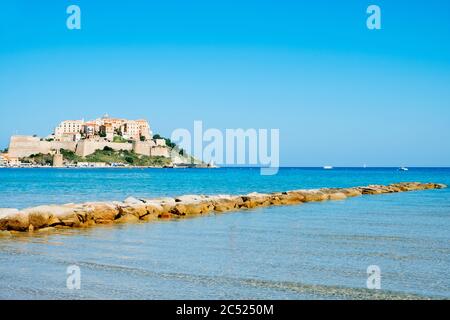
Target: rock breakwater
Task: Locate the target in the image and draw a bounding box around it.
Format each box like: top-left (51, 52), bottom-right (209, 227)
top-left (0, 182), bottom-right (446, 235)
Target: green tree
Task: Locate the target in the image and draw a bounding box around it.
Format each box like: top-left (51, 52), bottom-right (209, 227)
top-left (124, 156), bottom-right (134, 164)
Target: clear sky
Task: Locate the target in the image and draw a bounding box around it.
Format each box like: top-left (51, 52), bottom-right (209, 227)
top-left (1, 0), bottom-right (449, 166)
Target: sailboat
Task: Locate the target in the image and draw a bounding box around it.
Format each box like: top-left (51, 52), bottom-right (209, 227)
top-left (399, 167), bottom-right (409, 171)
top-left (323, 165), bottom-right (333, 170)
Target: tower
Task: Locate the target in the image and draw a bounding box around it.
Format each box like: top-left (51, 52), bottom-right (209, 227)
top-left (53, 149), bottom-right (64, 168)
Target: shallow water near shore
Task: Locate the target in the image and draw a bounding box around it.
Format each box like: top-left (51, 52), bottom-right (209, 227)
top-left (0, 167), bottom-right (449, 299)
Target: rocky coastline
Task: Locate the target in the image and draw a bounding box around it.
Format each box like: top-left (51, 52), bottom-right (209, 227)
top-left (0, 182), bottom-right (446, 236)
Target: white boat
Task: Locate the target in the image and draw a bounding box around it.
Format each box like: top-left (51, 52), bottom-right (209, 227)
top-left (399, 167), bottom-right (409, 171)
top-left (323, 166), bottom-right (333, 170)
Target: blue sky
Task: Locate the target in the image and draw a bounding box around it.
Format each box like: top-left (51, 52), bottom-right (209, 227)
top-left (0, 0), bottom-right (449, 166)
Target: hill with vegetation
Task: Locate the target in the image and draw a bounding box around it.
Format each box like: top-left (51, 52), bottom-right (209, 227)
top-left (22, 147), bottom-right (172, 167)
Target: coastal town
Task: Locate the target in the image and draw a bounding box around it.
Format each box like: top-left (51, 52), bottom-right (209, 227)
top-left (0, 115), bottom-right (204, 168)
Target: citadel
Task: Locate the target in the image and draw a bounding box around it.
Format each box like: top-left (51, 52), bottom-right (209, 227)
top-left (5, 114), bottom-right (171, 161)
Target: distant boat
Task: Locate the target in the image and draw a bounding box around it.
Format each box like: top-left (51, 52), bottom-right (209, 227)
top-left (323, 166), bottom-right (333, 170)
top-left (399, 167), bottom-right (409, 171)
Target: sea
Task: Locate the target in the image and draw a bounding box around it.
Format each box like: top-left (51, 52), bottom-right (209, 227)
top-left (0, 167), bottom-right (449, 299)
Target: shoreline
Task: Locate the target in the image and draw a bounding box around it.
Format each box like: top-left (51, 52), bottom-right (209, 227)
top-left (0, 165), bottom-right (215, 169)
top-left (0, 182), bottom-right (446, 236)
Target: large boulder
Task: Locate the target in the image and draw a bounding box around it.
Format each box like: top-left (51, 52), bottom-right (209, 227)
top-left (146, 197), bottom-right (176, 215)
top-left (21, 205), bottom-right (93, 229)
top-left (340, 188), bottom-right (362, 197)
top-left (327, 192), bottom-right (347, 200)
top-left (118, 203), bottom-right (149, 218)
top-left (0, 209), bottom-right (21, 230)
top-left (143, 202), bottom-right (165, 215)
top-left (278, 191), bottom-right (306, 205)
top-left (0, 209), bottom-right (29, 231)
top-left (57, 205), bottom-right (88, 227)
top-left (300, 190), bottom-right (328, 202)
top-left (240, 193), bottom-right (271, 209)
top-left (358, 185), bottom-right (386, 195)
top-left (211, 196), bottom-right (240, 212)
top-left (22, 206), bottom-right (57, 229)
top-left (268, 193), bottom-right (283, 206)
top-left (170, 200), bottom-right (214, 216)
top-left (83, 202), bottom-right (119, 223)
top-left (114, 214), bottom-right (140, 224)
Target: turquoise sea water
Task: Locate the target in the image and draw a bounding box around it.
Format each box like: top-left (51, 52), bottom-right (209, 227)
top-left (0, 167), bottom-right (449, 299)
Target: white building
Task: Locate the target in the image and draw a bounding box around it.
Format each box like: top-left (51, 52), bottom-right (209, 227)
top-left (54, 115), bottom-right (153, 142)
top-left (54, 120), bottom-right (84, 140)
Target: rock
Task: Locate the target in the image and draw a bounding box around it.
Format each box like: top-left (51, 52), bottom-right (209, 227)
top-left (358, 186), bottom-right (385, 195)
top-left (158, 212), bottom-right (174, 219)
top-left (147, 198), bottom-right (176, 215)
top-left (7, 212), bottom-right (30, 231)
top-left (240, 193), bottom-right (272, 209)
top-left (0, 209), bottom-right (21, 230)
top-left (0, 208), bottom-right (20, 218)
top-left (83, 202), bottom-right (119, 223)
top-left (145, 203), bottom-right (164, 213)
top-left (267, 193), bottom-right (283, 205)
top-left (114, 214), bottom-right (140, 224)
top-left (0, 181), bottom-right (446, 234)
top-left (47, 215), bottom-right (62, 226)
top-left (327, 192), bottom-right (347, 200)
top-left (170, 201), bottom-right (214, 216)
top-left (278, 191), bottom-right (306, 205)
top-left (22, 205), bottom-right (88, 229)
top-left (124, 197), bottom-right (144, 204)
top-left (340, 188), bottom-right (362, 197)
top-left (213, 197), bottom-right (239, 212)
top-left (154, 197), bottom-right (176, 206)
top-left (23, 206), bottom-right (51, 229)
top-left (52, 205), bottom-right (86, 227)
top-left (118, 203), bottom-right (149, 218)
top-left (0, 210), bottom-right (29, 231)
top-left (141, 214), bottom-right (159, 222)
top-left (170, 204), bottom-right (188, 216)
top-left (300, 190), bottom-right (328, 202)
top-left (23, 205), bottom-right (85, 228)
top-left (175, 195), bottom-right (205, 203)
top-left (60, 216), bottom-right (81, 227)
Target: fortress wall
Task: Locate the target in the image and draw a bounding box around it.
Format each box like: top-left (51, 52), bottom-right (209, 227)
top-left (150, 146), bottom-right (170, 158)
top-left (9, 136), bottom-right (170, 159)
top-left (51, 141), bottom-right (77, 152)
top-left (8, 136), bottom-right (76, 158)
top-left (132, 141), bottom-right (152, 156)
top-left (133, 140), bottom-right (170, 158)
top-left (75, 140), bottom-right (132, 157)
